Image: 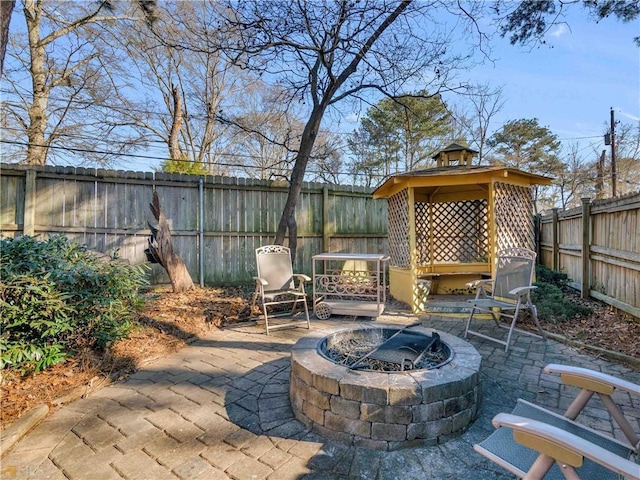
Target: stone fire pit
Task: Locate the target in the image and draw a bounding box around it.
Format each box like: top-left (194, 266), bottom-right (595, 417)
top-left (290, 323), bottom-right (482, 450)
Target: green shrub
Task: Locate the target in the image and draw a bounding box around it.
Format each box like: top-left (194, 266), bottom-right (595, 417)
top-left (531, 272), bottom-right (593, 324)
top-left (0, 235), bottom-right (149, 373)
top-left (160, 157), bottom-right (208, 175)
top-left (0, 275), bottom-right (74, 372)
top-left (535, 264), bottom-right (569, 286)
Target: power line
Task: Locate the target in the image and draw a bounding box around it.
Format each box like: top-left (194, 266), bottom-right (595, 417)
top-left (2, 88), bottom-right (619, 143)
top-left (0, 139), bottom-right (387, 178)
top-left (1, 88), bottom-right (356, 138)
top-left (4, 139), bottom-right (639, 186)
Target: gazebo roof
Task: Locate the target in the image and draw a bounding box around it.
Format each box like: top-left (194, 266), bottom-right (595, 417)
top-left (372, 165), bottom-right (552, 199)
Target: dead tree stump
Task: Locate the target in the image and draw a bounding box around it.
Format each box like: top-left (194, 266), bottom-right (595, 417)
top-left (145, 191), bottom-right (194, 293)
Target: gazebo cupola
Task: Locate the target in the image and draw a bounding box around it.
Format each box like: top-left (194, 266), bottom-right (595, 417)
top-left (373, 145), bottom-right (551, 313)
top-left (433, 143), bottom-right (478, 167)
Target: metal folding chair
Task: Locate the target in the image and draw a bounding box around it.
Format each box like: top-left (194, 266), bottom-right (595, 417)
top-left (465, 247), bottom-right (545, 352)
top-left (251, 245), bottom-right (310, 334)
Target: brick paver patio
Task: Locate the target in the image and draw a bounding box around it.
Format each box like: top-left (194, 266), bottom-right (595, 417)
top-left (2, 310), bottom-right (638, 479)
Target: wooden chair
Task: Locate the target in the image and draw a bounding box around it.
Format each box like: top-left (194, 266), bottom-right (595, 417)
top-left (465, 247), bottom-right (545, 352)
top-left (251, 245), bottom-right (310, 334)
top-left (474, 364), bottom-right (640, 479)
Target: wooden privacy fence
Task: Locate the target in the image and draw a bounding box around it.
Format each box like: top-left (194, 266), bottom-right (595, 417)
top-left (0, 164), bottom-right (388, 286)
top-left (537, 193), bottom-right (640, 319)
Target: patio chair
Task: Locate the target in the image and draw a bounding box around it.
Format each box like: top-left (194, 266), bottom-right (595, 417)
top-left (474, 364), bottom-right (640, 479)
top-left (464, 247), bottom-right (545, 352)
top-left (251, 245), bottom-right (311, 334)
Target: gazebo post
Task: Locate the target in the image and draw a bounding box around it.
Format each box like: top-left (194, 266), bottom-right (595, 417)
top-left (488, 180), bottom-right (497, 277)
top-left (408, 186), bottom-right (420, 312)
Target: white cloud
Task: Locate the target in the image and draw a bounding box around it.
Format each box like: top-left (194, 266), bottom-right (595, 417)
top-left (343, 113), bottom-right (361, 124)
top-left (550, 24), bottom-right (569, 38)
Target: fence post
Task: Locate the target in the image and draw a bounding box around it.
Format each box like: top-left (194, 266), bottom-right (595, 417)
top-left (552, 207), bottom-right (559, 271)
top-left (581, 197), bottom-right (591, 299)
top-left (322, 186), bottom-right (330, 252)
top-left (23, 168), bottom-right (37, 236)
top-left (198, 177), bottom-right (204, 287)
top-left (534, 214), bottom-right (541, 263)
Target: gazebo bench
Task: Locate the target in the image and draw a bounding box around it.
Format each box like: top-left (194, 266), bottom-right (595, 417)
top-left (418, 272), bottom-right (491, 295)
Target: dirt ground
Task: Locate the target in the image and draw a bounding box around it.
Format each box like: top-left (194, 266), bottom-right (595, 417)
top-left (1, 285), bottom-right (638, 431)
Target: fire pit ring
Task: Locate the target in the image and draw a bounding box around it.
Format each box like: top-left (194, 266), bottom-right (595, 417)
top-left (290, 323), bottom-right (482, 450)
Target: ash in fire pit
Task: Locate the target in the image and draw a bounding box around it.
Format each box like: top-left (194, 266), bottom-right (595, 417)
top-left (320, 325), bottom-right (452, 372)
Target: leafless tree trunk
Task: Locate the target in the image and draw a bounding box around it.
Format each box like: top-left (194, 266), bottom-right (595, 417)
top-left (0, 0), bottom-right (15, 77)
top-left (270, 1), bottom-right (413, 261)
top-left (146, 191), bottom-right (194, 293)
top-left (18, 0), bottom-right (134, 165)
top-left (24, 0), bottom-right (49, 166)
top-left (169, 84), bottom-right (185, 161)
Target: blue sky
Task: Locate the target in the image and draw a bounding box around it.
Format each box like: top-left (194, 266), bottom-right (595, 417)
top-left (3, 3), bottom-right (638, 172)
top-left (461, 11), bottom-right (639, 154)
top-left (329, 8), bottom-right (639, 169)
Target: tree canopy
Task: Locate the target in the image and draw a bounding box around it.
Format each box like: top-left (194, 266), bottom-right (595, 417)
top-left (1, 0), bottom-right (639, 255)
top-left (497, 0), bottom-right (640, 46)
top-left (348, 91), bottom-right (454, 184)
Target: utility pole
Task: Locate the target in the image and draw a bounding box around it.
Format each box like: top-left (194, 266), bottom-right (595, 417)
top-left (610, 107), bottom-right (617, 197)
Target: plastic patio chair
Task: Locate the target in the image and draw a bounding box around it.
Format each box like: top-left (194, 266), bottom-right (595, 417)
top-left (250, 245), bottom-right (311, 334)
top-left (474, 364), bottom-right (640, 479)
top-left (464, 247), bottom-right (545, 352)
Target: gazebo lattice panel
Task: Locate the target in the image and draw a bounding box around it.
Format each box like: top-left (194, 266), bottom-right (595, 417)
top-left (416, 200), bottom-right (488, 264)
top-left (494, 182), bottom-right (534, 252)
top-left (415, 202), bottom-right (430, 265)
top-left (387, 190), bottom-right (410, 267)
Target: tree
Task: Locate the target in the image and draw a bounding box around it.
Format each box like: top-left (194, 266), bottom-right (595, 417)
top-left (346, 123), bottom-right (390, 188)
top-left (555, 142), bottom-right (593, 209)
top-left (378, 92), bottom-right (450, 171)
top-left (348, 115), bottom-right (400, 184)
top-left (608, 120), bottom-right (640, 196)
top-left (487, 118), bottom-right (563, 212)
top-left (497, 0), bottom-right (640, 46)
top-left (347, 91), bottom-right (453, 185)
top-left (3, 1), bottom-right (147, 166)
top-left (229, 82), bottom-right (308, 180)
top-left (104, 1), bottom-right (242, 174)
top-left (0, 0), bottom-right (14, 77)
top-left (217, 79), bottom-right (342, 181)
top-left (307, 134), bottom-right (344, 185)
top-left (0, 0), bottom-right (156, 78)
top-left (455, 83), bottom-right (505, 164)
top-left (211, 0), bottom-right (486, 258)
top-left (487, 118), bottom-right (561, 171)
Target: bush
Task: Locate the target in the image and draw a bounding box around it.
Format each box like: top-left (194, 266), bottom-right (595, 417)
top-left (532, 265), bottom-right (592, 324)
top-left (0, 276), bottom-right (74, 372)
top-left (535, 264), bottom-right (569, 286)
top-left (0, 235), bottom-right (149, 373)
top-left (160, 158), bottom-right (208, 175)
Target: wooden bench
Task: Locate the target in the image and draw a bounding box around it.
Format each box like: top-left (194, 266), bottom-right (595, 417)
top-left (418, 272), bottom-right (491, 295)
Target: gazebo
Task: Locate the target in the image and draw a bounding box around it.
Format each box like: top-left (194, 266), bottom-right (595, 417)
top-left (372, 144), bottom-right (552, 313)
